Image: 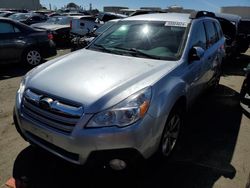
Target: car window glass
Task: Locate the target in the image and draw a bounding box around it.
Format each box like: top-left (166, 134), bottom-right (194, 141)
top-left (204, 21), bottom-right (218, 48)
top-left (95, 21), bottom-right (115, 33)
top-left (14, 26), bottom-right (20, 33)
top-left (57, 17), bottom-right (71, 25)
top-left (212, 22), bottom-right (220, 41)
top-left (0, 22), bottom-right (15, 33)
top-left (90, 21), bottom-right (187, 60)
top-left (32, 16), bottom-right (41, 21)
top-left (214, 22), bottom-right (223, 39)
top-left (84, 17), bottom-right (96, 22)
top-left (190, 22), bottom-right (207, 49)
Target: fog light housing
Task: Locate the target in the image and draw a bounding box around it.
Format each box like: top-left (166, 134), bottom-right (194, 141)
top-left (109, 159), bottom-right (127, 170)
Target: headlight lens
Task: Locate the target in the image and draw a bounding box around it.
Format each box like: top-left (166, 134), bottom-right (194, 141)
top-left (17, 77), bottom-right (26, 102)
top-left (87, 87), bottom-right (152, 128)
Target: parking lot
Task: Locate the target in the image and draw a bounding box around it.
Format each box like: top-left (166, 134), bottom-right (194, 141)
top-left (0, 48), bottom-right (249, 188)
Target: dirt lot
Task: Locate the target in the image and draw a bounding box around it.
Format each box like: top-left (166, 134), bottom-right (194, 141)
top-left (0, 49), bottom-right (250, 188)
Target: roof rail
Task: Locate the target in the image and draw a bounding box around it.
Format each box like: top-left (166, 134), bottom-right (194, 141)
top-left (189, 11), bottom-right (215, 19)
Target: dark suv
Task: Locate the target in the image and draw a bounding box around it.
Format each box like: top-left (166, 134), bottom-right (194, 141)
top-left (216, 13), bottom-right (249, 57)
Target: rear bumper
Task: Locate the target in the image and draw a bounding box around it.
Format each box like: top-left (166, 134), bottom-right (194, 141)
top-left (39, 40), bottom-right (57, 58)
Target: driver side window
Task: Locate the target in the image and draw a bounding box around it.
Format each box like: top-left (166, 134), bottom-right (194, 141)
top-left (190, 22), bottom-right (207, 50)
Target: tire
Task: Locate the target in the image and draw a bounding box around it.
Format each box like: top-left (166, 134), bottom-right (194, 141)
top-left (22, 48), bottom-right (42, 67)
top-left (210, 66), bottom-right (222, 90)
top-left (159, 104), bottom-right (184, 157)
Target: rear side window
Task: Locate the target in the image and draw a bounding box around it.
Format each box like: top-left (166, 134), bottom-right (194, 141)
top-left (204, 21), bottom-right (218, 48)
top-left (190, 22), bottom-right (207, 49)
top-left (83, 17), bottom-right (96, 22)
top-left (0, 22), bottom-right (15, 33)
top-left (32, 16), bottom-right (41, 21)
top-left (214, 22), bottom-right (223, 39)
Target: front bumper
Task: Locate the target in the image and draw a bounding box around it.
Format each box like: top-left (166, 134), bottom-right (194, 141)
top-left (14, 97), bottom-right (162, 165)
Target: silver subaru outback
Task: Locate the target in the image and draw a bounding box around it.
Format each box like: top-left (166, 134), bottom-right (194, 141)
top-left (14, 11), bottom-right (225, 170)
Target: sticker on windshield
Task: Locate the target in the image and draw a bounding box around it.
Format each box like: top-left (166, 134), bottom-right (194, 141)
top-left (164, 21), bottom-right (188, 27)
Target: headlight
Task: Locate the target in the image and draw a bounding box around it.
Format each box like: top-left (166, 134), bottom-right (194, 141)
top-left (17, 77), bottom-right (27, 102)
top-left (87, 87), bottom-right (152, 128)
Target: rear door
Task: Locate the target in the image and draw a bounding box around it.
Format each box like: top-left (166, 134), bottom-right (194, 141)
top-left (202, 20), bottom-right (222, 85)
top-left (0, 20), bottom-right (26, 63)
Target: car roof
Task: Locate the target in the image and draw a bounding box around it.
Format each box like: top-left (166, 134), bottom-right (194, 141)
top-left (124, 13), bottom-right (191, 23)
top-left (0, 17), bottom-right (13, 21)
top-left (215, 13), bottom-right (241, 23)
top-left (107, 19), bottom-right (120, 22)
top-left (71, 15), bottom-right (93, 19)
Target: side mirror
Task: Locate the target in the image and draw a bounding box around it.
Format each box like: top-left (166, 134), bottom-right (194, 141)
top-left (189, 46), bottom-right (205, 62)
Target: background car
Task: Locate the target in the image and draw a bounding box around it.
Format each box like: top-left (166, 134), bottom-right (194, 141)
top-left (0, 11), bottom-right (15, 17)
top-left (215, 15), bottom-right (237, 58)
top-left (0, 17), bottom-right (56, 66)
top-left (8, 13), bottom-right (47, 25)
top-left (129, 9), bottom-right (166, 16)
top-left (71, 19), bottom-right (119, 51)
top-left (216, 13), bottom-right (249, 57)
top-left (238, 19), bottom-right (250, 45)
top-left (70, 15), bottom-right (101, 37)
top-left (97, 12), bottom-right (127, 22)
top-left (31, 16), bottom-right (78, 46)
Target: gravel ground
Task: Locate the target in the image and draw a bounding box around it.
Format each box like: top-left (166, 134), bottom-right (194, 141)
top-left (0, 48), bottom-right (249, 188)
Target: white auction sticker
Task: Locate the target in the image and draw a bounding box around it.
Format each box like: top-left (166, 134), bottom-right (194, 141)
top-left (165, 21), bottom-right (188, 27)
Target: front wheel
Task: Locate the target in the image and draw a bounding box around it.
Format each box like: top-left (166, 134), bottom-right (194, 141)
top-left (160, 106), bottom-right (183, 157)
top-left (210, 66), bottom-right (222, 90)
top-left (23, 49), bottom-right (42, 67)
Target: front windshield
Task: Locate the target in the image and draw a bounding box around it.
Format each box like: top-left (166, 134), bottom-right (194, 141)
top-left (95, 21), bottom-right (116, 34)
top-left (88, 21), bottom-right (187, 60)
top-left (56, 17), bottom-right (71, 25)
top-left (0, 13), bottom-right (7, 17)
top-left (46, 17), bottom-right (63, 23)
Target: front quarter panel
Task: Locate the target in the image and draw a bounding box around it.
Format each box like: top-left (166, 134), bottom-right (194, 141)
top-left (148, 68), bottom-right (187, 145)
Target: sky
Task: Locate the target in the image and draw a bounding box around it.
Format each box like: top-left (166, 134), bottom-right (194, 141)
top-left (40, 0), bottom-right (250, 12)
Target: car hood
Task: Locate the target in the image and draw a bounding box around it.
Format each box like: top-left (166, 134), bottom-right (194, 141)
top-left (27, 49), bottom-right (179, 113)
top-left (32, 24), bottom-right (69, 31)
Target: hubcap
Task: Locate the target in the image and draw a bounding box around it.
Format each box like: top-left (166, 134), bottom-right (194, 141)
top-left (161, 114), bottom-right (181, 156)
top-left (26, 50), bottom-right (41, 66)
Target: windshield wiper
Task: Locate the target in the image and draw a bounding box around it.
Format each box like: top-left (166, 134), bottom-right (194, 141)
top-left (93, 44), bottom-right (113, 53)
top-left (113, 46), bottom-right (163, 60)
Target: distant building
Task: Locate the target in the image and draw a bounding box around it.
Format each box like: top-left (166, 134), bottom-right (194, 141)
top-left (140, 7), bottom-right (161, 11)
top-left (220, 6), bottom-right (250, 19)
top-left (164, 6), bottom-right (194, 13)
top-left (103, 6), bottom-right (128, 13)
top-left (0, 0), bottom-right (41, 10)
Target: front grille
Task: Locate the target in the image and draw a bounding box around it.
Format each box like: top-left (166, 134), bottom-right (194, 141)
top-left (22, 89), bottom-right (84, 134)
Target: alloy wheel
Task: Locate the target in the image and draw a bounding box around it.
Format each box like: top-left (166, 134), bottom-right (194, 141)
top-left (26, 50), bottom-right (41, 66)
top-left (161, 114), bottom-right (181, 156)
